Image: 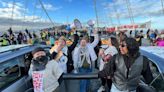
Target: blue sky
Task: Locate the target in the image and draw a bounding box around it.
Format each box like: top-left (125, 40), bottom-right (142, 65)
top-left (0, 0), bottom-right (164, 31)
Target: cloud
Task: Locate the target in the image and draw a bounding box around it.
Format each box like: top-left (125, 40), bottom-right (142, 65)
top-left (36, 3), bottom-right (62, 11)
top-left (103, 0), bottom-right (163, 19)
top-left (0, 1), bottom-right (59, 31)
top-left (99, 0), bottom-right (164, 29)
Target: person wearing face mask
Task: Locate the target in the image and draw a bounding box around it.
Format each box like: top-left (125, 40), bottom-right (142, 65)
top-left (73, 30), bottom-right (99, 92)
top-left (28, 47), bottom-right (63, 92)
top-left (98, 38), bottom-right (153, 92)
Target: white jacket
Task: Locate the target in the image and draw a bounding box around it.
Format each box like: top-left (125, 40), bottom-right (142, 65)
top-left (73, 34), bottom-right (99, 69)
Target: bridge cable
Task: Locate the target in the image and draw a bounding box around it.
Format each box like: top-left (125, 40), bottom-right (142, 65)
top-left (93, 0), bottom-right (99, 31)
top-left (161, 0), bottom-right (164, 14)
top-left (10, 0), bottom-right (16, 28)
top-left (125, 0), bottom-right (134, 24)
top-left (113, 0), bottom-right (121, 26)
top-left (38, 0), bottom-right (55, 27)
top-left (22, 0), bottom-right (29, 30)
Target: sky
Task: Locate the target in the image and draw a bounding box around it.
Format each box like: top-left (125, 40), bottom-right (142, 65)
top-left (0, 0), bottom-right (164, 31)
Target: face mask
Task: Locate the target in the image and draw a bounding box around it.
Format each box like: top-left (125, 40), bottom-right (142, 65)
top-left (32, 56), bottom-right (48, 71)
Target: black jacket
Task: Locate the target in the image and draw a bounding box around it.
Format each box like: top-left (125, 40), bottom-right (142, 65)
top-left (98, 54), bottom-right (153, 84)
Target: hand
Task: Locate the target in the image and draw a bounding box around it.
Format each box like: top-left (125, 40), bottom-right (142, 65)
top-left (93, 29), bottom-right (98, 34)
top-left (103, 54), bottom-right (112, 62)
top-left (99, 49), bottom-right (104, 57)
top-left (107, 76), bottom-right (111, 79)
top-left (56, 45), bottom-right (63, 52)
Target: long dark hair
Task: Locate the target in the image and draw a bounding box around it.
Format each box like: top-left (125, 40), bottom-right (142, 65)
top-left (124, 37), bottom-right (139, 57)
top-left (110, 37), bottom-right (119, 50)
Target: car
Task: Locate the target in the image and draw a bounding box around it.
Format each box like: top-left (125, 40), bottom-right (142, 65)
top-left (140, 46), bottom-right (164, 92)
top-left (0, 45), bottom-right (51, 92)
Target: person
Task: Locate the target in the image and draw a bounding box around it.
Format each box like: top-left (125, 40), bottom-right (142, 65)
top-left (98, 37), bottom-right (153, 92)
top-left (73, 31), bottom-right (99, 92)
top-left (28, 47), bottom-right (63, 92)
top-left (146, 29), bottom-right (150, 40)
top-left (50, 33), bottom-right (79, 73)
top-left (117, 32), bottom-right (127, 44)
top-left (17, 32), bottom-right (23, 44)
top-left (0, 34), bottom-right (9, 46)
top-left (90, 35), bottom-right (102, 69)
top-left (97, 36), bottom-right (118, 92)
top-left (23, 33), bottom-right (28, 44)
top-left (33, 33), bottom-right (40, 45)
top-left (129, 30), bottom-right (132, 37)
top-left (10, 33), bottom-right (17, 44)
top-left (155, 36), bottom-right (164, 46)
top-left (49, 33), bottom-right (55, 46)
top-left (149, 31), bottom-right (156, 46)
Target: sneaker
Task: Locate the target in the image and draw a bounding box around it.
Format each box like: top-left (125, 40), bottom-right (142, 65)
top-left (97, 86), bottom-right (105, 92)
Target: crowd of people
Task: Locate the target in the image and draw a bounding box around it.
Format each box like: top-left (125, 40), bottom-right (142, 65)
top-left (25, 27), bottom-right (164, 92)
top-left (0, 28), bottom-right (79, 46)
top-left (1, 26), bottom-right (163, 92)
top-left (0, 28), bottom-right (39, 46)
top-left (129, 29), bottom-right (164, 46)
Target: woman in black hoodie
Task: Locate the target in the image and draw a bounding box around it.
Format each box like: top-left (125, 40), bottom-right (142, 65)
top-left (51, 33), bottom-right (79, 73)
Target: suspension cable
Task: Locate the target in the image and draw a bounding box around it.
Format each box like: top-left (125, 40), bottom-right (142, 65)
top-left (93, 0), bottom-right (99, 30)
top-left (128, 0), bottom-right (134, 24)
top-left (22, 0), bottom-right (29, 30)
top-left (104, 5), bottom-right (114, 26)
top-left (125, 0), bottom-right (132, 24)
top-left (39, 9), bottom-right (44, 23)
top-left (104, 11), bottom-right (111, 27)
top-left (10, 0), bottom-right (16, 28)
top-left (161, 0), bottom-right (164, 14)
top-left (38, 0), bottom-right (55, 27)
top-left (113, 0), bottom-right (121, 26)
top-left (109, 16), bottom-right (114, 26)
top-left (125, 0), bottom-right (134, 24)
top-left (32, 0), bottom-right (38, 22)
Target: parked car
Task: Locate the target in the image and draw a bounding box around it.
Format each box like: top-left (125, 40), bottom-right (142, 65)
top-left (0, 45), bottom-right (50, 92)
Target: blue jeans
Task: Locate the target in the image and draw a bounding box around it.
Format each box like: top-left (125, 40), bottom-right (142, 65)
top-left (79, 67), bottom-right (92, 92)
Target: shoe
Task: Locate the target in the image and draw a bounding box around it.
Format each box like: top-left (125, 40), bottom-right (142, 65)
top-left (97, 86), bottom-right (105, 92)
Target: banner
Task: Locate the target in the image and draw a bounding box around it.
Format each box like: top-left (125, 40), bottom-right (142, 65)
top-left (106, 21), bottom-right (151, 32)
top-left (87, 20), bottom-right (95, 27)
top-left (32, 71), bottom-right (44, 92)
top-left (74, 19), bottom-right (82, 29)
top-left (107, 27), bottom-right (116, 33)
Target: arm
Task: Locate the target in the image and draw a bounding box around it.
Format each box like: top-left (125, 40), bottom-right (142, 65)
top-left (51, 51), bottom-right (58, 59)
top-left (141, 56), bottom-right (153, 84)
top-left (98, 55), bottom-right (116, 78)
top-left (68, 34), bottom-right (79, 52)
top-left (28, 64), bottom-right (33, 77)
top-left (90, 34), bottom-right (99, 48)
top-left (51, 45), bottom-right (63, 59)
top-left (53, 61), bottom-right (63, 83)
top-left (73, 47), bottom-right (79, 70)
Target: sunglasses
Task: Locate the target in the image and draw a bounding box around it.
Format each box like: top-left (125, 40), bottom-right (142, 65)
top-left (120, 44), bottom-right (127, 47)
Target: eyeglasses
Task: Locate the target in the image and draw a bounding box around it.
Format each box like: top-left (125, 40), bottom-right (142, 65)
top-left (120, 44), bottom-right (127, 47)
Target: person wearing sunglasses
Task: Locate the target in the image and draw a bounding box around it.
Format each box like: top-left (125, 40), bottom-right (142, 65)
top-left (98, 37), bottom-right (153, 92)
